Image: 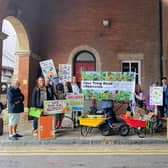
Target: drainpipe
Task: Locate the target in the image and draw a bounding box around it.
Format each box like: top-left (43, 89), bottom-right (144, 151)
top-left (159, 0), bottom-right (163, 80)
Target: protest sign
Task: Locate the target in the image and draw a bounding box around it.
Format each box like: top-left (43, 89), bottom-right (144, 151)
top-left (66, 93), bottom-right (84, 111)
top-left (44, 100), bottom-right (71, 114)
top-left (40, 59), bottom-right (57, 78)
top-left (81, 71), bottom-right (136, 101)
top-left (59, 64), bottom-right (72, 82)
top-left (149, 86), bottom-right (163, 106)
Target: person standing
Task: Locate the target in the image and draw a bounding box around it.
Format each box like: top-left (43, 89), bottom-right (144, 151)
top-left (66, 76), bottom-right (81, 127)
top-left (146, 81), bottom-right (159, 112)
top-left (102, 99), bottom-right (115, 127)
top-left (32, 76), bottom-right (48, 136)
top-left (129, 84), bottom-right (144, 115)
top-left (45, 77), bottom-right (55, 100)
top-left (55, 83), bottom-right (66, 129)
top-left (160, 77), bottom-right (168, 117)
top-left (7, 80), bottom-right (24, 140)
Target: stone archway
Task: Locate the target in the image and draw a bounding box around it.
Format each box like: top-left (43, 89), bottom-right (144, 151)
top-left (3, 16), bottom-right (31, 107)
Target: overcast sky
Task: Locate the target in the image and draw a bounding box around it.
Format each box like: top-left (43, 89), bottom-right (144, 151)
top-left (2, 19), bottom-right (17, 68)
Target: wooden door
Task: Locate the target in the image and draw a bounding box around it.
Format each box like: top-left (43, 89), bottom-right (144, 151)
top-left (75, 62), bottom-right (96, 82)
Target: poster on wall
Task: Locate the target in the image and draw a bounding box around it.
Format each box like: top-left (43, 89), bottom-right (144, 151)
top-left (66, 93), bottom-right (84, 111)
top-left (149, 86), bottom-right (163, 106)
top-left (81, 71), bottom-right (136, 101)
top-left (44, 100), bottom-right (71, 114)
top-left (40, 59), bottom-right (57, 78)
top-left (59, 64), bottom-right (72, 82)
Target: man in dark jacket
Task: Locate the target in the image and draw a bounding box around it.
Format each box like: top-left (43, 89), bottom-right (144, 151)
top-left (160, 77), bottom-right (168, 117)
top-left (7, 80), bottom-right (24, 140)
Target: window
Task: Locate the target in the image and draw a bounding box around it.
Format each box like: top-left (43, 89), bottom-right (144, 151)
top-left (75, 51), bottom-right (96, 62)
top-left (122, 61), bottom-right (141, 84)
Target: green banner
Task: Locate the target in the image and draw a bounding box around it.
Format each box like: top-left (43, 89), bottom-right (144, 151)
top-left (81, 71), bottom-right (136, 101)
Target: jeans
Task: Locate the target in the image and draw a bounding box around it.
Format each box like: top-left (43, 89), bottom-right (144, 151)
top-left (33, 117), bottom-right (38, 130)
top-left (103, 107), bottom-right (115, 125)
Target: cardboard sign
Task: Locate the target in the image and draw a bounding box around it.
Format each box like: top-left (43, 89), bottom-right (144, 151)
top-left (40, 59), bottom-right (57, 78)
top-left (150, 87), bottom-right (163, 106)
top-left (38, 116), bottom-right (55, 140)
top-left (81, 71), bottom-right (136, 100)
top-left (44, 100), bottom-right (71, 114)
top-left (59, 64), bottom-right (72, 82)
top-left (66, 93), bottom-right (84, 111)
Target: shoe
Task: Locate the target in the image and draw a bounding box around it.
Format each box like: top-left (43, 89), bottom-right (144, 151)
top-left (33, 130), bottom-right (38, 137)
top-left (13, 134), bottom-right (23, 138)
top-left (8, 136), bottom-right (18, 141)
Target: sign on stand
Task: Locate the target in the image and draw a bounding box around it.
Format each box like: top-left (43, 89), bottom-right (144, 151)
top-left (44, 100), bottom-right (71, 114)
top-left (66, 93), bottom-right (84, 111)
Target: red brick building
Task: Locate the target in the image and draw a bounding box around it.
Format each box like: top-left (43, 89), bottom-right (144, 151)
top-left (0, 0), bottom-right (168, 106)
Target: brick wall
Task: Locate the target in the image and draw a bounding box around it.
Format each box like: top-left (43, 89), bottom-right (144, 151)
top-left (40, 0), bottom-right (161, 94)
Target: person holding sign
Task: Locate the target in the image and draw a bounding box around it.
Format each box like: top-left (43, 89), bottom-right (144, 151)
top-left (55, 83), bottom-right (66, 129)
top-left (32, 76), bottom-right (49, 136)
top-left (45, 77), bottom-right (55, 100)
top-left (146, 81), bottom-right (159, 112)
top-left (66, 76), bottom-right (81, 127)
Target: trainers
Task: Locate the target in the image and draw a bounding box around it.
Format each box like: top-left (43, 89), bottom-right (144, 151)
top-left (33, 130), bottom-right (38, 136)
top-left (8, 135), bottom-right (18, 141)
top-left (13, 134), bottom-right (23, 138)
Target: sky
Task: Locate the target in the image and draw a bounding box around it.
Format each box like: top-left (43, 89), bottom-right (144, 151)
top-left (2, 19), bottom-right (17, 68)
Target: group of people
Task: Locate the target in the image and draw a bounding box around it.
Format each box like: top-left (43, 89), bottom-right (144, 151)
top-left (7, 76), bottom-right (80, 140)
top-left (6, 75), bottom-right (168, 140)
top-left (101, 77), bottom-right (168, 127)
top-left (129, 77), bottom-right (168, 118)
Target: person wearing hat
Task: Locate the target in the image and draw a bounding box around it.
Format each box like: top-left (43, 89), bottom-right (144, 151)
top-left (160, 77), bottom-right (168, 117)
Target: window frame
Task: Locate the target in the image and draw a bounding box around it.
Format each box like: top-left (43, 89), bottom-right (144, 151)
top-left (122, 60), bottom-right (141, 84)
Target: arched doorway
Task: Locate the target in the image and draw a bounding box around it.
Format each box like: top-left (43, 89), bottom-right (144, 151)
top-left (1, 16), bottom-right (30, 107)
top-left (74, 50), bottom-right (96, 83)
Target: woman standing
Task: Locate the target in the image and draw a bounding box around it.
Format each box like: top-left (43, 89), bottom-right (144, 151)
top-left (32, 76), bottom-right (48, 136)
top-left (146, 81), bottom-right (159, 112)
top-left (135, 84), bottom-right (144, 108)
top-left (66, 76), bottom-right (81, 127)
top-left (129, 84), bottom-right (144, 115)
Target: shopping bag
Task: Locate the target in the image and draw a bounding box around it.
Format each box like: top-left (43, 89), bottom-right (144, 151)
top-left (29, 107), bottom-right (43, 118)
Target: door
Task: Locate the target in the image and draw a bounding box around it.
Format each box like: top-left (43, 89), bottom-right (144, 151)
top-left (75, 62), bottom-right (95, 82)
top-left (74, 51), bottom-right (96, 83)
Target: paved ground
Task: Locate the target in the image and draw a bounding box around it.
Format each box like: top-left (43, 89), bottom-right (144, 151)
top-left (0, 108), bottom-right (168, 146)
top-left (1, 155), bottom-right (168, 168)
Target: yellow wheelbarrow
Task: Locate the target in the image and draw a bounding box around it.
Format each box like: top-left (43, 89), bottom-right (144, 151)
top-left (79, 117), bottom-right (111, 136)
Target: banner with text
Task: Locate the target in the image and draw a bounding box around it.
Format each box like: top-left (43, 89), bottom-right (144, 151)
top-left (150, 87), bottom-right (163, 106)
top-left (66, 93), bottom-right (84, 111)
top-left (44, 100), bottom-right (71, 114)
top-left (40, 59), bottom-right (57, 78)
top-left (81, 71), bottom-right (136, 101)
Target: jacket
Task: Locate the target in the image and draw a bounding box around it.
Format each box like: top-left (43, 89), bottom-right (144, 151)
top-left (164, 86), bottom-right (168, 105)
top-left (7, 86), bottom-right (24, 113)
top-left (32, 87), bottom-right (51, 108)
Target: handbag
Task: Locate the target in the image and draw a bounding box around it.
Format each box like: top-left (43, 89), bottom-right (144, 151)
top-left (29, 107), bottom-right (43, 118)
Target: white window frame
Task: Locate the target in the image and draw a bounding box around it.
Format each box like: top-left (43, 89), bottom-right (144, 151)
top-left (122, 60), bottom-right (141, 84)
